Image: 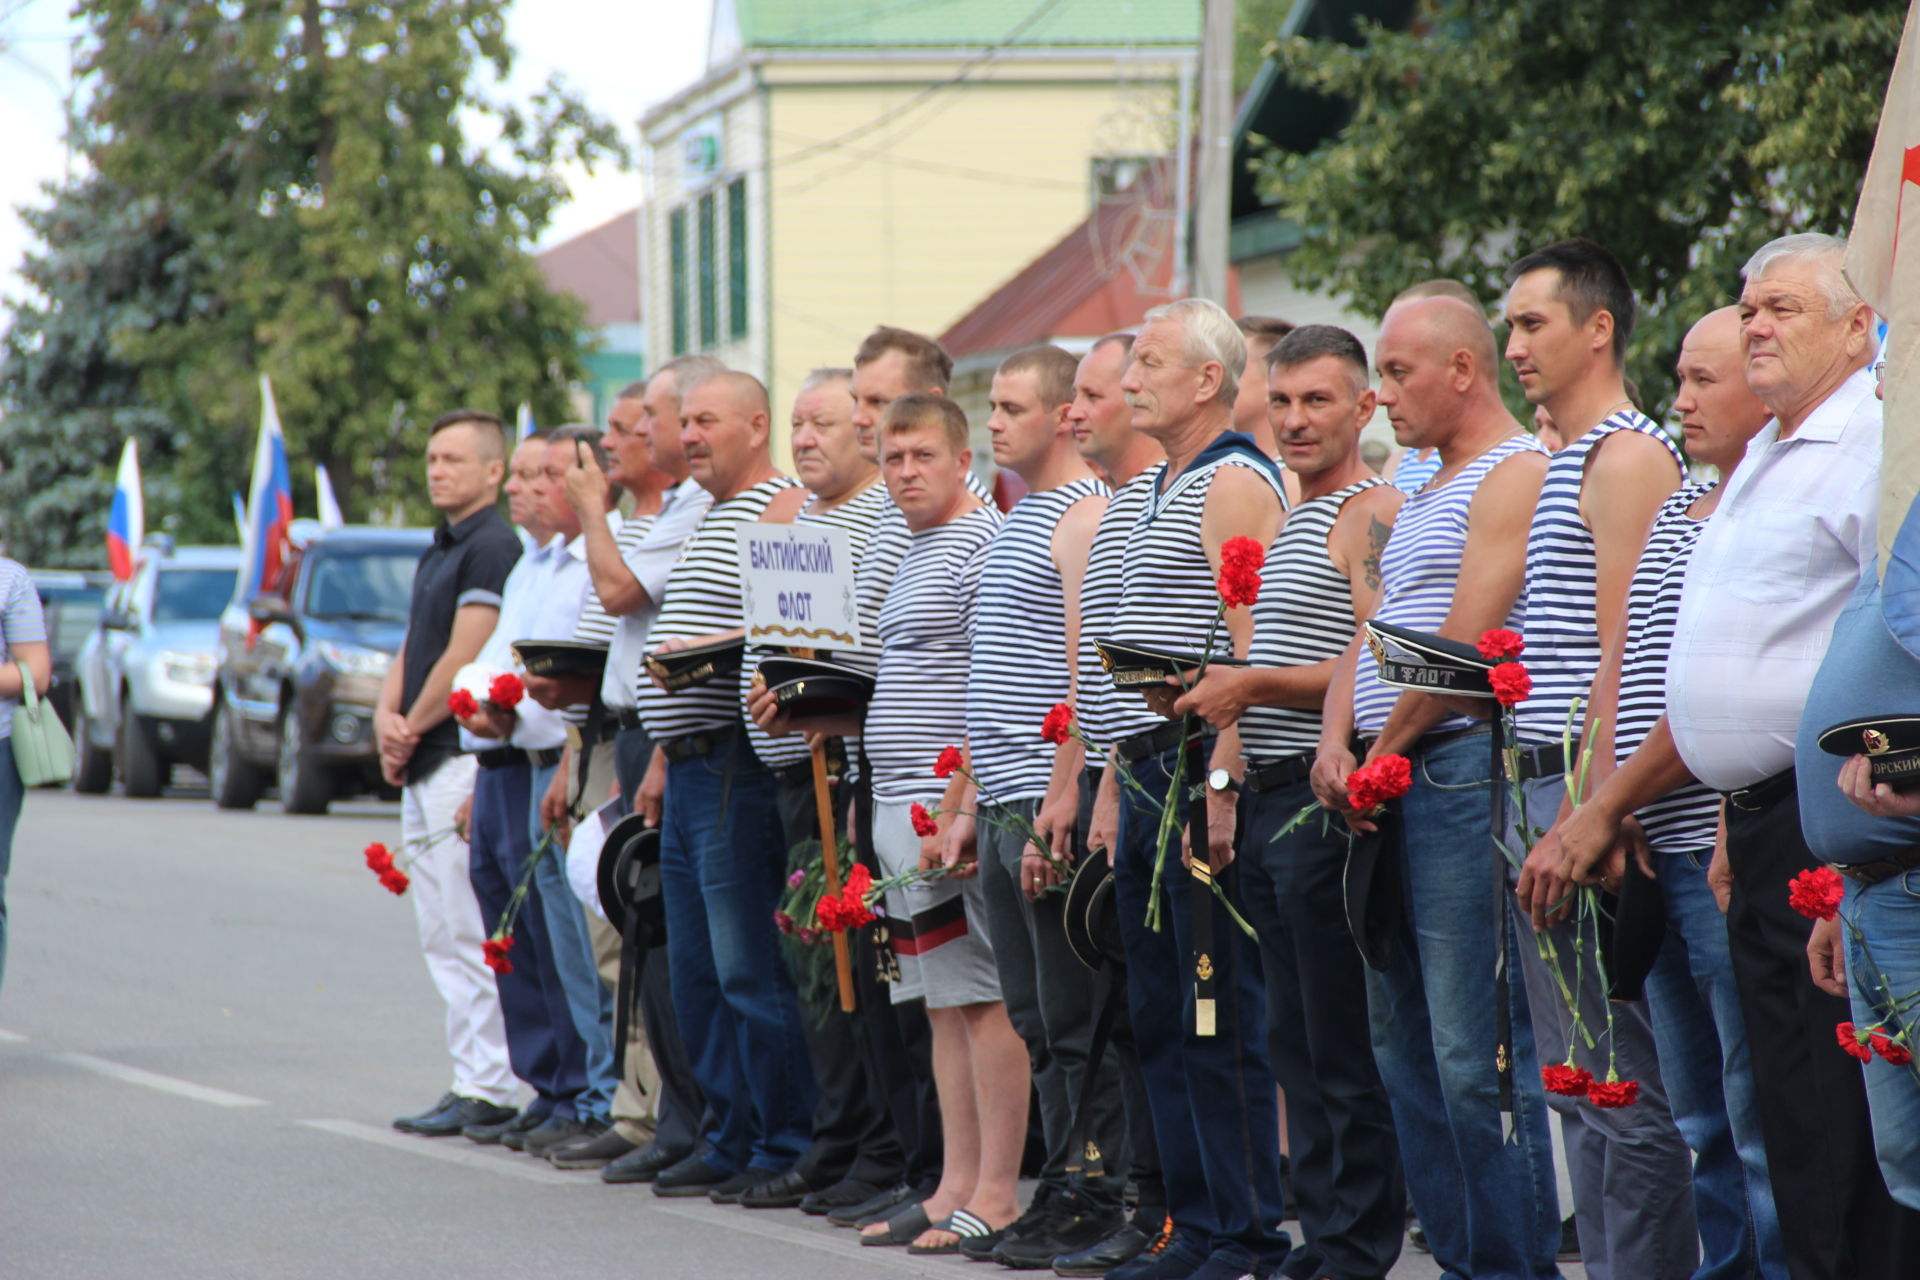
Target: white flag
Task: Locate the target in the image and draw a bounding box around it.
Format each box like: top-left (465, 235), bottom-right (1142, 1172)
top-left (315, 463), bottom-right (344, 529)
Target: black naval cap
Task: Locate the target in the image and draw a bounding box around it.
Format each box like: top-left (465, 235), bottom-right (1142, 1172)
top-left (1092, 637), bottom-right (1249, 691)
top-left (755, 656), bottom-right (876, 718)
top-left (644, 636), bottom-right (746, 691)
top-left (1816, 716), bottom-right (1920, 788)
top-left (511, 639), bottom-right (609, 681)
top-left (1365, 621), bottom-right (1497, 698)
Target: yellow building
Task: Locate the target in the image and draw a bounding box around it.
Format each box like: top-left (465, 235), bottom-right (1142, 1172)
top-left (640, 0), bottom-right (1200, 457)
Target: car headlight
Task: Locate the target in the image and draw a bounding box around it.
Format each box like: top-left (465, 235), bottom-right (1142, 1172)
top-left (318, 641), bottom-right (393, 677)
top-left (159, 650), bottom-right (217, 686)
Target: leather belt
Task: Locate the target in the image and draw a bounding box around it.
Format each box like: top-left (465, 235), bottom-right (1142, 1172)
top-left (660, 733), bottom-right (718, 763)
top-left (616, 708), bottom-right (645, 733)
top-left (474, 746), bottom-right (528, 770)
top-left (1507, 740), bottom-right (1571, 784)
top-left (1832, 848), bottom-right (1920, 888)
top-left (1245, 751), bottom-right (1315, 794)
top-left (1723, 767), bottom-right (1797, 813)
top-left (1116, 720), bottom-right (1214, 765)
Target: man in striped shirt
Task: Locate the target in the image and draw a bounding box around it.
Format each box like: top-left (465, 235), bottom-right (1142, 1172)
top-left (1178, 324), bottom-right (1406, 1280)
top-left (963, 344), bottom-right (1117, 1267)
top-left (1059, 331), bottom-right (1173, 1278)
top-left (637, 370), bottom-right (813, 1202)
top-left (1500, 239), bottom-right (1692, 1279)
top-left (1102, 298), bottom-right (1290, 1280)
top-left (1310, 295), bottom-right (1557, 1279)
top-left (1543, 306), bottom-right (1787, 1276)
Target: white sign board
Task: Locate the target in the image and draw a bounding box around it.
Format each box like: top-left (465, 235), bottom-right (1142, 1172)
top-left (738, 523), bottom-right (861, 650)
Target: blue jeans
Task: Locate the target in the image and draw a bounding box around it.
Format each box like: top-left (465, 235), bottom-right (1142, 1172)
top-left (0, 736), bottom-right (20, 993)
top-left (1843, 871), bottom-right (1920, 1211)
top-left (1366, 729), bottom-right (1562, 1280)
top-left (1644, 846), bottom-right (1789, 1278)
top-left (659, 728), bottom-right (816, 1172)
top-left (1113, 743), bottom-right (1290, 1275)
top-left (527, 759), bottom-right (617, 1125)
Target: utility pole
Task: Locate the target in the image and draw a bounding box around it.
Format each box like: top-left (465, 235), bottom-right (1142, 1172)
top-left (1191, 0), bottom-right (1233, 304)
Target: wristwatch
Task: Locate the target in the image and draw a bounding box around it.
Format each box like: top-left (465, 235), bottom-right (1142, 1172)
top-left (1207, 767), bottom-right (1241, 795)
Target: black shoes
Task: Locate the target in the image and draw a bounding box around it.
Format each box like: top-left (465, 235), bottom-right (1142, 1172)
top-left (602, 1143), bottom-right (685, 1185)
top-left (392, 1093), bottom-right (459, 1133)
top-left (827, 1181), bottom-right (918, 1228)
top-left (800, 1178), bottom-right (882, 1216)
top-left (464, 1109), bottom-right (543, 1145)
top-left (402, 1095), bottom-right (517, 1138)
top-left (739, 1168), bottom-right (822, 1209)
top-left (1559, 1213), bottom-right (1582, 1262)
top-left (549, 1128), bottom-right (638, 1170)
top-left (652, 1153), bottom-right (734, 1198)
top-left (997, 1190), bottom-right (1126, 1270)
top-left (967, 1186), bottom-right (1054, 1262)
top-left (708, 1167), bottom-right (780, 1205)
top-left (1055, 1210), bottom-right (1172, 1278)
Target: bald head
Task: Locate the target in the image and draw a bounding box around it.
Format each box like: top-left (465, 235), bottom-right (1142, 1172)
top-left (1383, 295), bottom-right (1501, 383)
top-left (1685, 305), bottom-right (1744, 354)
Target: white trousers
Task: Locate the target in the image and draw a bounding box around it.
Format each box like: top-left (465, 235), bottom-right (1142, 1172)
top-left (402, 753), bottom-right (514, 1104)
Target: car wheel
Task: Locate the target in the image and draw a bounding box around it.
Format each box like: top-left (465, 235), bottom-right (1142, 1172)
top-left (278, 705), bottom-right (332, 815)
top-left (209, 702), bottom-right (264, 810)
top-left (118, 702), bottom-right (164, 798)
top-left (72, 706), bottom-right (113, 794)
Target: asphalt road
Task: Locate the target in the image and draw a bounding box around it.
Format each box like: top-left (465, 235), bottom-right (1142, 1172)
top-left (0, 787), bottom-right (1583, 1280)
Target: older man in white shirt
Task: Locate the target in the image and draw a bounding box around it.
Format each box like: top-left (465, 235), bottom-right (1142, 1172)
top-left (1661, 233), bottom-right (1916, 1279)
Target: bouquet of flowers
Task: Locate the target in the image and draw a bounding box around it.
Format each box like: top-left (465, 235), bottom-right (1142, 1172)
top-left (1789, 866), bottom-right (1919, 1074)
top-left (447, 662), bottom-right (526, 719)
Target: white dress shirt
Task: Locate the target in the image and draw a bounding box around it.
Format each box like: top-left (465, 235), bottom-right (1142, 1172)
top-left (1667, 366), bottom-right (1880, 792)
top-left (602, 478), bottom-right (714, 709)
top-left (461, 529), bottom-right (592, 753)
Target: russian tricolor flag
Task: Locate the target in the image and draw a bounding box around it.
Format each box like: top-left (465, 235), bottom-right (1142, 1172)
top-left (107, 438), bottom-right (143, 580)
top-left (242, 375), bottom-right (296, 597)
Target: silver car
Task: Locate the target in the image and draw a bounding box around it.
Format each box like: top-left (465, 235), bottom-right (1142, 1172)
top-left (72, 542), bottom-right (243, 797)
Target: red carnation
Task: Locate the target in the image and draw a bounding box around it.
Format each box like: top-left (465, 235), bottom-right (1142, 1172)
top-left (1490, 663), bottom-right (1532, 706)
top-left (1478, 629), bottom-right (1526, 661)
top-left (910, 803), bottom-right (939, 838)
top-left (845, 862), bottom-right (873, 900)
top-left (482, 935), bottom-right (516, 975)
top-left (933, 746), bottom-right (964, 779)
top-left (1041, 703), bottom-right (1075, 745)
top-left (1217, 536), bottom-right (1266, 608)
top-left (1838, 1021), bottom-right (1874, 1063)
top-left (1346, 754), bottom-right (1413, 812)
top-left (1871, 1032), bottom-right (1914, 1065)
top-left (1541, 1062), bottom-right (1592, 1097)
top-left (488, 671), bottom-right (525, 710)
top-left (836, 886), bottom-right (876, 931)
top-left (815, 895), bottom-right (848, 931)
top-left (1787, 866), bottom-right (1846, 922)
top-left (364, 842), bottom-right (395, 873)
top-left (1587, 1078), bottom-right (1640, 1109)
top-left (378, 868), bottom-right (410, 895)
top-left (448, 688), bottom-right (480, 719)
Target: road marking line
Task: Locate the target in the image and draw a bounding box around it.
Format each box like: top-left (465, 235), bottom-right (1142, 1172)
top-left (0, 1028), bottom-right (27, 1043)
top-left (300, 1119), bottom-right (585, 1186)
top-left (50, 1051), bottom-right (269, 1107)
top-left (651, 1202), bottom-right (953, 1276)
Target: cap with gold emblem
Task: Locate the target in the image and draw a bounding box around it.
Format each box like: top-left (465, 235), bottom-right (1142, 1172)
top-left (1092, 637), bottom-right (1248, 691)
top-left (1815, 715), bottom-right (1920, 787)
top-left (512, 639), bottom-right (609, 680)
top-left (1364, 620), bottom-right (1496, 697)
top-left (644, 636), bottom-right (746, 691)
top-left (754, 655), bottom-right (877, 718)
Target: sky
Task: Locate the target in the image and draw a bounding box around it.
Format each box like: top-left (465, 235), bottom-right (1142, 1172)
top-left (0, 0), bottom-right (715, 307)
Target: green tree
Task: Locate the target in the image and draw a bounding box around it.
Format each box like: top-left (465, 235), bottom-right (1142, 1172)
top-left (1, 0), bottom-right (625, 564)
top-left (1252, 0), bottom-right (1903, 410)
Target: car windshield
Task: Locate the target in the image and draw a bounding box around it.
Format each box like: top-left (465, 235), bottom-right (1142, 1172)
top-left (151, 567), bottom-right (236, 622)
top-left (302, 550), bottom-right (415, 622)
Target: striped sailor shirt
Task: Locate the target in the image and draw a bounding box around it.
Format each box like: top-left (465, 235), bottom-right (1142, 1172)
top-left (1075, 470), bottom-right (1158, 757)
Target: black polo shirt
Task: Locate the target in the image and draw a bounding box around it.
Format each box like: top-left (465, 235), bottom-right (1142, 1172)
top-left (400, 504), bottom-right (521, 782)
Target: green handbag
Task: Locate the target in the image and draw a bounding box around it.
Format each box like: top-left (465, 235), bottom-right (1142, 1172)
top-left (12, 659), bottom-right (74, 788)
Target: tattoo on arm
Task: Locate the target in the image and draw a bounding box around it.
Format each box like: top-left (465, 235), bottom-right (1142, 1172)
top-left (1363, 516), bottom-right (1391, 590)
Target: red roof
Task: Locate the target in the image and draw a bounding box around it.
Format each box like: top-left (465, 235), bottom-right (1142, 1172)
top-left (941, 162), bottom-right (1239, 357)
top-left (536, 208), bottom-right (642, 328)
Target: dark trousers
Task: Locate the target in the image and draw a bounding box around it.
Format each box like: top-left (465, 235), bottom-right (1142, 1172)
top-left (852, 759), bottom-right (943, 1190)
top-left (615, 725), bottom-right (704, 1157)
top-left (1113, 746), bottom-right (1291, 1273)
top-left (772, 766), bottom-right (906, 1188)
top-left (1725, 775), bottom-right (1920, 1279)
top-left (978, 796), bottom-right (1129, 1211)
top-left (468, 758), bottom-right (587, 1116)
top-left (1241, 778), bottom-right (1404, 1280)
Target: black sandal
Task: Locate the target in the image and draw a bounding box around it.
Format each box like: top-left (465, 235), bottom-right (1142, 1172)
top-left (859, 1201), bottom-right (930, 1247)
top-left (909, 1208), bottom-right (1003, 1256)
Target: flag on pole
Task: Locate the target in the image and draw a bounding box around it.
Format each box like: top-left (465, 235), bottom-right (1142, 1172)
top-left (315, 464), bottom-right (345, 529)
top-left (516, 402), bottom-right (536, 441)
top-left (1851, 0), bottom-right (1920, 651)
top-left (107, 438), bottom-right (144, 581)
top-left (241, 375), bottom-right (296, 598)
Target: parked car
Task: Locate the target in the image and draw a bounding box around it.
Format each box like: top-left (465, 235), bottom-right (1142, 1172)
top-left (29, 568), bottom-right (113, 733)
top-left (72, 541), bottom-right (242, 797)
top-left (209, 523), bottom-right (429, 813)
